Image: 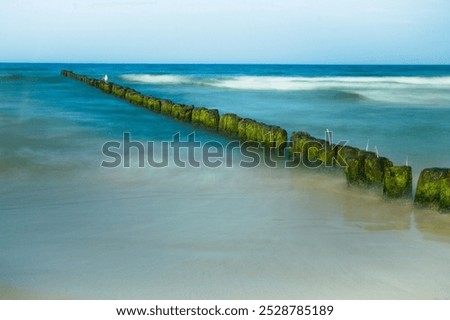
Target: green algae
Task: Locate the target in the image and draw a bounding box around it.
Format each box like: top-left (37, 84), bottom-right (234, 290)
top-left (363, 154), bottom-right (393, 186)
top-left (192, 107), bottom-right (219, 130)
top-left (415, 168), bottom-right (450, 211)
top-left (124, 90), bottom-right (144, 106)
top-left (219, 113), bottom-right (242, 137)
top-left (171, 104), bottom-right (194, 122)
top-left (160, 99), bottom-right (175, 115)
top-left (383, 166), bottom-right (412, 198)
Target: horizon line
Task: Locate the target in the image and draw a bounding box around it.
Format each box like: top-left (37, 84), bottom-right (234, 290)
top-left (2, 61), bottom-right (450, 66)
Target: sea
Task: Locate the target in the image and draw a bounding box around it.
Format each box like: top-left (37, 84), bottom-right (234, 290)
top-left (1, 63), bottom-right (450, 299)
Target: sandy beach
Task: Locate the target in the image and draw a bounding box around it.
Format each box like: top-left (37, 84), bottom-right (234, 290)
top-left (2, 164), bottom-right (450, 300)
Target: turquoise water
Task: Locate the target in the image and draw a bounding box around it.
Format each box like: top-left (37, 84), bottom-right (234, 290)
top-left (2, 64), bottom-right (450, 171)
top-left (1, 63), bottom-right (450, 299)
top-left (71, 64), bottom-right (450, 170)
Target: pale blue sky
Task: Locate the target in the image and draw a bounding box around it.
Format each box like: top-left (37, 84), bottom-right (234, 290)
top-left (1, 0), bottom-right (449, 63)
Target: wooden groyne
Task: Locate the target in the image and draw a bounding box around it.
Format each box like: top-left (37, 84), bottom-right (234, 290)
top-left (61, 70), bottom-right (449, 212)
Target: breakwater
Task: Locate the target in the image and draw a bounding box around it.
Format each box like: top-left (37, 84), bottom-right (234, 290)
top-left (61, 70), bottom-right (450, 212)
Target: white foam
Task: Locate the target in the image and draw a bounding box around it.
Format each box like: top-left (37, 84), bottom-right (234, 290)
top-left (213, 76), bottom-right (450, 91)
top-left (119, 74), bottom-right (450, 105)
top-left (120, 74), bottom-right (450, 90)
top-left (120, 74), bottom-right (192, 85)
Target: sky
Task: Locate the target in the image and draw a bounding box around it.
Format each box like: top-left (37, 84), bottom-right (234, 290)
top-left (1, 0), bottom-right (449, 64)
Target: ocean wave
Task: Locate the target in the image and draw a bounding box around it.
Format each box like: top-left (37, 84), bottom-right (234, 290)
top-left (120, 74), bottom-right (450, 90)
top-left (119, 74), bottom-right (450, 105)
top-left (120, 74), bottom-right (193, 85)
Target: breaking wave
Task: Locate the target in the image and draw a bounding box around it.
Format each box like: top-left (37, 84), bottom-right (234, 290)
top-left (120, 74), bottom-right (192, 85)
top-left (121, 74), bottom-right (450, 90)
top-left (120, 74), bottom-right (450, 105)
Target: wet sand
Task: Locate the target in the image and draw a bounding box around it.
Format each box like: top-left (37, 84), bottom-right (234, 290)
top-left (2, 164), bottom-right (450, 300)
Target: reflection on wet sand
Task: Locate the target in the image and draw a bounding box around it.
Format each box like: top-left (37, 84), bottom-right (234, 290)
top-left (289, 167), bottom-right (450, 242)
top-left (337, 175), bottom-right (450, 242)
top-left (341, 187), bottom-right (413, 232)
top-left (414, 208), bottom-right (450, 243)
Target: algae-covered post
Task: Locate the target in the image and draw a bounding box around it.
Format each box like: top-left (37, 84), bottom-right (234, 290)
top-left (415, 168), bottom-right (450, 211)
top-left (363, 154), bottom-right (393, 186)
top-left (218, 113), bottom-right (242, 138)
top-left (160, 99), bottom-right (175, 115)
top-left (266, 125), bottom-right (288, 150)
top-left (383, 166), bottom-right (413, 198)
top-left (111, 84), bottom-right (127, 98)
top-left (143, 96), bottom-right (161, 113)
top-left (124, 89), bottom-right (145, 106)
top-left (291, 132), bottom-right (363, 172)
top-left (191, 107), bottom-right (220, 130)
top-left (98, 81), bottom-right (112, 94)
top-left (171, 104), bottom-right (194, 122)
